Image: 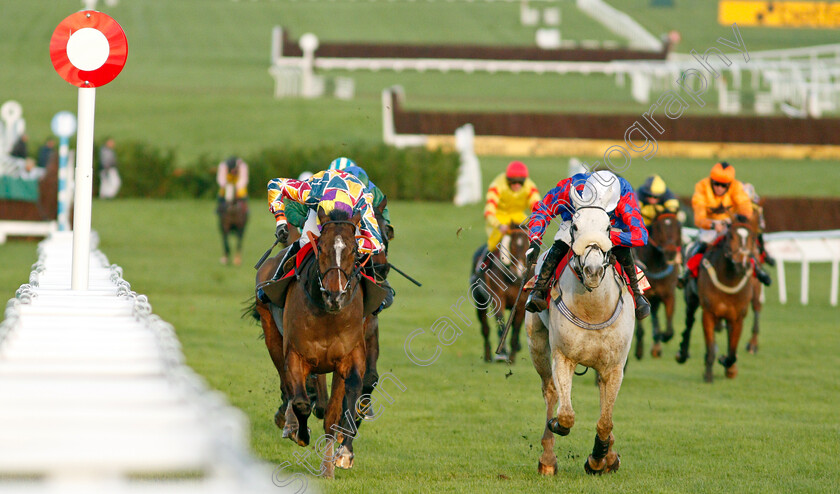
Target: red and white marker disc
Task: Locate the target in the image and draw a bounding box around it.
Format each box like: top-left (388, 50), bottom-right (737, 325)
top-left (50, 11), bottom-right (128, 88)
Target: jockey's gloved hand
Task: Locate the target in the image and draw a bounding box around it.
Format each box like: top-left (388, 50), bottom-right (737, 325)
top-left (526, 240), bottom-right (541, 266)
top-left (274, 223), bottom-right (289, 243)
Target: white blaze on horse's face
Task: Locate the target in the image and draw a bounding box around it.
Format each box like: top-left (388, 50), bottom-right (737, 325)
top-left (335, 235), bottom-right (345, 271)
top-left (571, 207), bottom-right (612, 289)
top-left (734, 227), bottom-right (750, 266)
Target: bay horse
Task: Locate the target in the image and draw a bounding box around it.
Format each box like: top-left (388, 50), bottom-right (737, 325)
top-left (633, 212), bottom-right (681, 359)
top-left (675, 216), bottom-right (757, 382)
top-left (474, 223), bottom-right (531, 363)
top-left (526, 189), bottom-right (635, 476)
top-left (256, 208), bottom-right (368, 479)
top-left (217, 184), bottom-right (248, 266)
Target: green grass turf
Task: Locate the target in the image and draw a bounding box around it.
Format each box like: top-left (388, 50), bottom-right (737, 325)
top-left (1, 192), bottom-right (839, 492)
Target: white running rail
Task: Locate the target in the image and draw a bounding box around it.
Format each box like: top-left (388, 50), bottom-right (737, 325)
top-left (0, 231), bottom-right (298, 493)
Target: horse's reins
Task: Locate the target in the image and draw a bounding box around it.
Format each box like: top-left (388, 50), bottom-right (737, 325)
top-left (702, 221), bottom-right (754, 294)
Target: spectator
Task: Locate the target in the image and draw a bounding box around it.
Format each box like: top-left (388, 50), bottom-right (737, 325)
top-left (99, 137), bottom-right (122, 199)
top-left (10, 134), bottom-right (28, 159)
top-left (36, 138), bottom-right (56, 168)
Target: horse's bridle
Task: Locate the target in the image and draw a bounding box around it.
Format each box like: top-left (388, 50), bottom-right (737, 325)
top-left (310, 220), bottom-right (365, 296)
top-left (569, 207), bottom-right (612, 292)
top-left (723, 221), bottom-right (754, 266)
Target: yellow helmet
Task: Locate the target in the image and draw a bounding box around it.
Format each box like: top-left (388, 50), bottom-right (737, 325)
top-left (649, 175), bottom-right (666, 196)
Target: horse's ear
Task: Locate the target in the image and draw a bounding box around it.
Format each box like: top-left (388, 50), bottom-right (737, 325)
top-left (317, 207), bottom-right (328, 225)
top-left (352, 211), bottom-right (362, 226)
top-left (376, 197), bottom-right (387, 215)
top-left (386, 224), bottom-right (395, 241)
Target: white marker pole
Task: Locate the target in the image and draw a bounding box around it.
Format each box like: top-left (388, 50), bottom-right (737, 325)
top-left (71, 87), bottom-right (95, 290)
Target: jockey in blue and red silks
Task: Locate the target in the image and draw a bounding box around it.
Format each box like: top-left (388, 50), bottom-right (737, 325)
top-left (523, 170), bottom-right (652, 320)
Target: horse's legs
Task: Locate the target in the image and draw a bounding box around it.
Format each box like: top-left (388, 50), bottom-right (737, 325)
top-left (283, 350), bottom-right (313, 446)
top-left (256, 301), bottom-right (289, 429)
top-left (550, 350), bottom-right (577, 436)
top-left (508, 302), bottom-right (526, 364)
top-left (362, 316), bottom-right (380, 400)
top-left (676, 287), bottom-right (699, 364)
top-left (747, 283), bottom-right (762, 354)
top-left (494, 297), bottom-right (509, 360)
top-left (336, 344), bottom-right (366, 470)
top-left (650, 297), bottom-right (663, 358)
top-left (477, 307), bottom-right (492, 362)
top-left (313, 374), bottom-right (328, 420)
top-left (219, 229), bottom-right (230, 265)
top-left (233, 230), bottom-right (244, 266)
top-left (584, 365), bottom-right (622, 474)
top-left (662, 290), bottom-right (676, 343)
top-left (720, 316), bottom-right (743, 379)
top-left (702, 310), bottom-right (717, 383)
top-left (320, 372), bottom-right (346, 480)
top-left (633, 321), bottom-right (644, 360)
top-left (526, 315), bottom-right (558, 475)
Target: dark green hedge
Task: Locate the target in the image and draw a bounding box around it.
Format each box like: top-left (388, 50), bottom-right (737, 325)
top-left (99, 141), bottom-right (459, 201)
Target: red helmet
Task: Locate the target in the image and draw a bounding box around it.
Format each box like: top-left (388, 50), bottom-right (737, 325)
top-left (505, 161), bottom-right (528, 180)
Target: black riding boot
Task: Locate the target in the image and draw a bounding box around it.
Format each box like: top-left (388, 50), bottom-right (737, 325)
top-left (613, 246), bottom-right (651, 320)
top-left (757, 233), bottom-right (776, 267)
top-left (753, 258), bottom-right (772, 286)
top-left (524, 241), bottom-right (569, 313)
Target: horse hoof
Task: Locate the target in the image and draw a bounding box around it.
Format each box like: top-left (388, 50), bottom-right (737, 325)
top-left (547, 418), bottom-right (571, 436)
top-left (274, 407), bottom-right (286, 429)
top-left (634, 345), bottom-right (643, 361)
top-left (314, 406), bottom-right (326, 420)
top-left (703, 371), bottom-right (713, 383)
top-left (584, 456), bottom-right (605, 475)
top-left (726, 364), bottom-right (738, 379)
top-left (662, 330), bottom-right (674, 343)
top-left (282, 426), bottom-right (311, 447)
top-left (219, 256), bottom-right (228, 265)
top-left (651, 344), bottom-right (662, 358)
top-left (746, 342), bottom-right (758, 354)
top-left (538, 460), bottom-right (557, 476)
top-left (604, 454), bottom-right (621, 473)
top-left (233, 253), bottom-right (242, 266)
top-left (675, 351), bottom-right (689, 364)
top-left (334, 446), bottom-right (354, 470)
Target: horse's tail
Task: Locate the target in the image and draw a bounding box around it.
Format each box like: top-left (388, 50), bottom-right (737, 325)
top-left (241, 296), bottom-right (260, 323)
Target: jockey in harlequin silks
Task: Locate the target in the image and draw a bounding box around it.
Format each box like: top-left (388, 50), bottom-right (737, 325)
top-left (264, 161), bottom-right (392, 313)
top-left (677, 161), bottom-right (772, 288)
top-left (523, 170), bottom-right (652, 320)
top-left (469, 161), bottom-right (541, 286)
top-left (636, 174), bottom-right (680, 227)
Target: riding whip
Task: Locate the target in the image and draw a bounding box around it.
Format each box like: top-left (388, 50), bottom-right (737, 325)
top-left (496, 269), bottom-right (529, 355)
top-left (387, 263), bottom-right (422, 287)
top-left (254, 238), bottom-right (280, 270)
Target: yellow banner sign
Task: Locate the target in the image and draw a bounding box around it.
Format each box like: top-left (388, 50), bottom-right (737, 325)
top-left (719, 1), bottom-right (840, 28)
